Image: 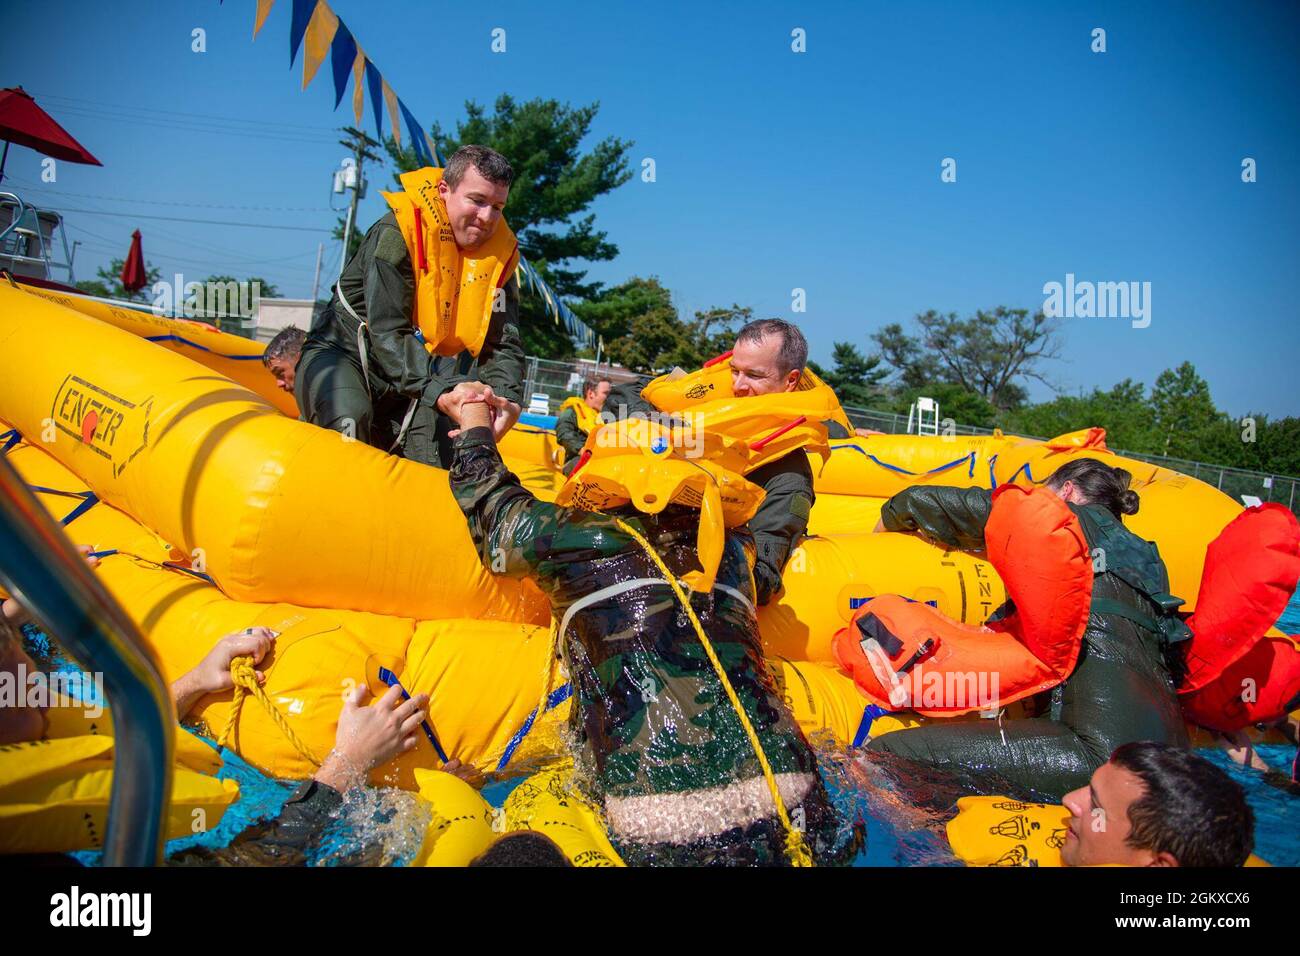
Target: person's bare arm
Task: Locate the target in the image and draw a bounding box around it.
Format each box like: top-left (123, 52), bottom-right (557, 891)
top-left (171, 627), bottom-right (277, 719)
top-left (313, 683), bottom-right (430, 791)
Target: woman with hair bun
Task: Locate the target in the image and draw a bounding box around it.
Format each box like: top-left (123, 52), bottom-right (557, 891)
top-left (865, 458), bottom-right (1191, 798)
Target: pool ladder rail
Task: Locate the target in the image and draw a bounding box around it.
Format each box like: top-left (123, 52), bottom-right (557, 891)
top-left (0, 453), bottom-right (173, 865)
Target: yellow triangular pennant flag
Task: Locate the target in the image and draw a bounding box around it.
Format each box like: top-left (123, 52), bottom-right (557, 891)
top-left (301, 1), bottom-right (339, 90)
top-left (253, 0), bottom-right (275, 39)
top-left (352, 47), bottom-right (366, 125)
top-left (383, 78), bottom-right (402, 146)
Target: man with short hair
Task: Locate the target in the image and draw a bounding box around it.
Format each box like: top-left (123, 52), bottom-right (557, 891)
top-left (600, 319), bottom-right (825, 605)
top-left (262, 326), bottom-right (305, 394)
top-left (295, 144), bottom-right (526, 466)
top-left (726, 319), bottom-right (822, 604)
top-left (555, 376), bottom-right (611, 474)
top-left (1060, 741), bottom-right (1255, 867)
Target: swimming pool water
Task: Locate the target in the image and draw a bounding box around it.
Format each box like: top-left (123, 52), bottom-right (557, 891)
top-left (44, 591), bottom-right (1300, 867)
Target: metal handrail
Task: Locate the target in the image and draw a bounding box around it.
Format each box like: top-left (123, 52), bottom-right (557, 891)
top-left (0, 453), bottom-right (173, 865)
top-left (0, 191), bottom-right (28, 247)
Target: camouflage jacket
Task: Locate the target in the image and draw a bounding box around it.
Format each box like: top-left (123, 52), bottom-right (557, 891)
top-left (449, 426), bottom-right (820, 801)
top-left (306, 211), bottom-right (526, 408)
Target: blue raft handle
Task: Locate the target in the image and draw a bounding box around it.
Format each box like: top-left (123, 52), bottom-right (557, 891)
top-left (376, 665), bottom-right (449, 763)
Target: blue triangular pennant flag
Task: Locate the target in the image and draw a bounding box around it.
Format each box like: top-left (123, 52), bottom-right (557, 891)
top-left (289, 0), bottom-right (314, 66)
top-left (364, 59), bottom-right (384, 140)
top-left (399, 100), bottom-right (429, 163)
top-left (329, 22), bottom-right (357, 109)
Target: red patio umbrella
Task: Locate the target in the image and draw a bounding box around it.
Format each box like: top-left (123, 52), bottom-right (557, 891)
top-left (120, 229), bottom-right (146, 294)
top-left (0, 86), bottom-right (102, 182)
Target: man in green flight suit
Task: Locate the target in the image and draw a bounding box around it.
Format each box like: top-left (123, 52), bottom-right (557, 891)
top-left (604, 319), bottom-right (821, 606)
top-left (441, 388), bottom-right (860, 866)
top-left (864, 458), bottom-right (1191, 798)
top-left (294, 145), bottom-right (526, 466)
top-left (554, 376), bottom-right (611, 475)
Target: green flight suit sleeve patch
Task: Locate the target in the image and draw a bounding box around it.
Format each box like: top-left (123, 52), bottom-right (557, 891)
top-left (790, 493), bottom-right (812, 521)
top-left (374, 228), bottom-right (409, 266)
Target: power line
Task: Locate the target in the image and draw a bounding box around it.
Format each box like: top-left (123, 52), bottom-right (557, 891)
top-left (20, 185), bottom-right (333, 214)
top-left (30, 91), bottom-right (342, 134)
top-left (39, 106), bottom-right (340, 146)
top-left (56, 207), bottom-right (331, 233)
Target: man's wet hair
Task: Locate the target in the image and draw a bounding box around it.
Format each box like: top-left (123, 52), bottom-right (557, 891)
top-left (263, 326), bottom-right (305, 367)
top-left (735, 319), bottom-right (808, 377)
top-left (468, 831), bottom-right (572, 867)
top-left (444, 145), bottom-right (515, 190)
top-left (1110, 741), bottom-right (1254, 867)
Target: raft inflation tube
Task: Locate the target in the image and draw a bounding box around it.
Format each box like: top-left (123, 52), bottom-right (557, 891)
top-left (0, 427), bottom-right (566, 785)
top-left (0, 282), bottom-right (549, 626)
top-left (11, 280), bottom-right (299, 418)
top-left (0, 454), bottom-right (174, 865)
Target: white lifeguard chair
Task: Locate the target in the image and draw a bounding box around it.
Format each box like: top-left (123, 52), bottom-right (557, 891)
top-left (907, 396), bottom-right (940, 436)
top-left (528, 392), bottom-right (550, 416)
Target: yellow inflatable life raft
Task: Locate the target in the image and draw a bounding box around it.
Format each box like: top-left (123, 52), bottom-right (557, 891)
top-left (11, 279), bottom-right (299, 419)
top-left (0, 282), bottom-right (549, 626)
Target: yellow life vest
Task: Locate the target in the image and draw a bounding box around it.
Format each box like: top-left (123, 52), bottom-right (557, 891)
top-left (554, 354), bottom-right (846, 593)
top-left (0, 733), bottom-right (239, 855)
top-left (554, 414), bottom-right (765, 593)
top-left (411, 768), bottom-right (497, 866)
top-left (381, 167), bottom-right (519, 358)
top-left (641, 352), bottom-right (854, 448)
top-left (503, 766), bottom-right (624, 867)
top-left (946, 796), bottom-right (1271, 867)
top-left (558, 395), bottom-right (602, 435)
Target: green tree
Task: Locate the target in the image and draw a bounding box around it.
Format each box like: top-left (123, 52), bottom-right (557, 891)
top-left (1150, 361), bottom-right (1226, 458)
top-left (201, 275), bottom-right (280, 305)
top-left (886, 382), bottom-right (1001, 430)
top-left (74, 257), bottom-right (161, 302)
top-left (809, 341), bottom-right (888, 408)
top-left (1000, 379), bottom-right (1158, 450)
top-left (388, 95), bottom-right (634, 358)
top-left (873, 306), bottom-right (1060, 410)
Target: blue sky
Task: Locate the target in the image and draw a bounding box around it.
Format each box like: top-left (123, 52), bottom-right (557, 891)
top-left (3, 0), bottom-right (1297, 415)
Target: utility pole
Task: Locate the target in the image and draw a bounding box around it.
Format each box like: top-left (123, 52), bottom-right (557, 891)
top-left (310, 242), bottom-right (323, 305)
top-left (336, 126), bottom-right (382, 281)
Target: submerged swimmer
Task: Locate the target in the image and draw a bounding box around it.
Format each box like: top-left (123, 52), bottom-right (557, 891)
top-left (867, 458), bottom-right (1190, 798)
top-left (445, 389), bottom-right (858, 866)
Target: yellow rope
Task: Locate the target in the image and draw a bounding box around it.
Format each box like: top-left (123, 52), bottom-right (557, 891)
top-left (216, 655), bottom-right (322, 768)
top-left (612, 517), bottom-right (814, 867)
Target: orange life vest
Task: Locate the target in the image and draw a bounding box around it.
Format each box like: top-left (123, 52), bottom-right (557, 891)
top-left (832, 485), bottom-right (1093, 716)
top-left (1178, 504), bottom-right (1300, 731)
top-left (381, 167), bottom-right (519, 357)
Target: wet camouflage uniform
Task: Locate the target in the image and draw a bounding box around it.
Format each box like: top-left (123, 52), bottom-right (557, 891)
top-left (867, 486), bottom-right (1190, 799)
top-left (602, 379), bottom-right (815, 606)
top-left (450, 425), bottom-right (856, 865)
top-left (294, 211), bottom-right (526, 467)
